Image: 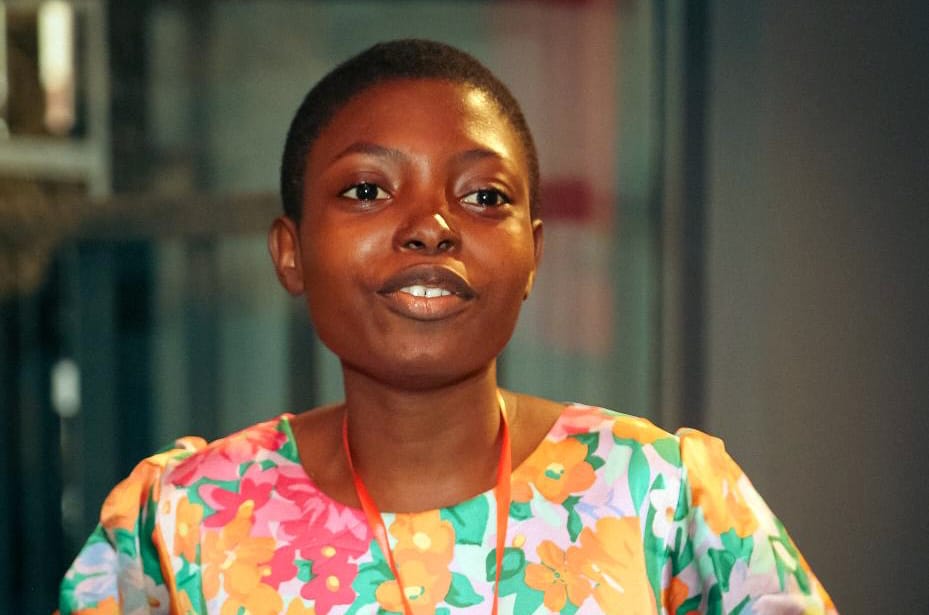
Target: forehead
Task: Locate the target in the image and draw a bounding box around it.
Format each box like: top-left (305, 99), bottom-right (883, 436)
top-left (307, 79), bottom-right (528, 172)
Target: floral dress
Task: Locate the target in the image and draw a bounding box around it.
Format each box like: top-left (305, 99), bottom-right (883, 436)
top-left (59, 404), bottom-right (837, 614)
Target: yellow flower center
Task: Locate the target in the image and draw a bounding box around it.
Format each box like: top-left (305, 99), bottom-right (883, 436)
top-left (412, 531), bottom-right (432, 551)
top-left (544, 463), bottom-right (566, 480)
top-left (321, 545), bottom-right (337, 558)
top-left (512, 534), bottom-right (526, 549)
top-left (177, 522), bottom-right (189, 537)
top-left (326, 575), bottom-right (340, 592)
top-left (404, 585), bottom-right (426, 601)
top-left (239, 499), bottom-right (255, 515)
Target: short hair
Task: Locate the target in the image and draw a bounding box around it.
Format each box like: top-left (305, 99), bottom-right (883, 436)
top-left (280, 39), bottom-right (540, 221)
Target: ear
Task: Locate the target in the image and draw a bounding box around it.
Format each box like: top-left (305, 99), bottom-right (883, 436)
top-left (268, 216), bottom-right (305, 295)
top-left (524, 219), bottom-right (544, 300)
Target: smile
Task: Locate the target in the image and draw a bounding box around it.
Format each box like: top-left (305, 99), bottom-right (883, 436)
top-left (399, 285), bottom-right (453, 298)
top-left (378, 265), bottom-right (476, 321)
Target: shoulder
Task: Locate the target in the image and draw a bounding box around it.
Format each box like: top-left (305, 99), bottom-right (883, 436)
top-left (162, 414), bottom-right (296, 487)
top-left (554, 402), bottom-right (678, 447)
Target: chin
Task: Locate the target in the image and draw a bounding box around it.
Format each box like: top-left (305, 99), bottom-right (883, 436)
top-left (349, 346), bottom-right (499, 390)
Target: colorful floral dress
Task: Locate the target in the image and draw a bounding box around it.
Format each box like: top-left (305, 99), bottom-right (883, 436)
top-left (59, 404), bottom-right (837, 614)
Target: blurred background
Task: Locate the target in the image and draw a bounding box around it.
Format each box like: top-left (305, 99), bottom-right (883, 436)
top-left (1, 0), bottom-right (926, 612)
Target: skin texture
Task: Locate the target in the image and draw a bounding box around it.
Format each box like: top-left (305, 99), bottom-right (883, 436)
top-left (269, 79), bottom-right (563, 512)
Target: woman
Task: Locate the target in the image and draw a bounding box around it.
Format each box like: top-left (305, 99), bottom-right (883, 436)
top-left (60, 40), bottom-right (836, 614)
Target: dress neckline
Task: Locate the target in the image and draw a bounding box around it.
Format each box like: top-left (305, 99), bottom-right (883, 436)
top-left (275, 403), bottom-right (583, 516)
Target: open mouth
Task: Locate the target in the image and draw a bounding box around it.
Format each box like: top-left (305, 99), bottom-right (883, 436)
top-left (398, 285), bottom-right (454, 298)
top-left (378, 265), bottom-right (475, 320)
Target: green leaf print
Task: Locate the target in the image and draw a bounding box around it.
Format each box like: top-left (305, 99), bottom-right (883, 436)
top-left (672, 526), bottom-right (694, 575)
top-left (485, 547), bottom-right (545, 614)
top-left (653, 437), bottom-right (681, 466)
top-left (719, 529), bottom-right (753, 563)
top-left (435, 608), bottom-right (451, 615)
top-left (563, 495), bottom-right (583, 541)
top-left (642, 497), bottom-right (663, 608)
top-left (112, 527), bottom-right (139, 559)
top-left (139, 493), bottom-right (165, 579)
top-left (296, 558), bottom-right (313, 582)
top-left (708, 548), bottom-right (737, 592)
top-left (574, 432), bottom-right (600, 457)
top-left (561, 601), bottom-right (580, 615)
top-left (485, 547), bottom-right (526, 582)
top-left (706, 583), bottom-right (723, 615)
top-left (441, 496), bottom-right (489, 545)
top-left (498, 573), bottom-right (544, 615)
top-left (729, 595), bottom-right (751, 615)
top-left (628, 444), bottom-right (650, 512)
top-left (445, 572), bottom-right (484, 607)
top-left (277, 424), bottom-right (300, 462)
top-left (677, 594), bottom-right (702, 615)
top-left (588, 454), bottom-right (606, 470)
top-left (509, 500), bottom-right (532, 520)
top-left (348, 559), bottom-right (394, 615)
top-left (566, 505), bottom-right (583, 542)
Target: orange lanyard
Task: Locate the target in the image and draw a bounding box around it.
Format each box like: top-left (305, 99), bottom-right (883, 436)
top-left (342, 391), bottom-right (512, 615)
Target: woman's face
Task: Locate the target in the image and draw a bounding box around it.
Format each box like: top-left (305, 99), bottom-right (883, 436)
top-left (271, 78), bottom-right (542, 389)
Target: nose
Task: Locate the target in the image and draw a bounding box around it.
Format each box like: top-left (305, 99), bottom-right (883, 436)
top-left (394, 211), bottom-right (460, 254)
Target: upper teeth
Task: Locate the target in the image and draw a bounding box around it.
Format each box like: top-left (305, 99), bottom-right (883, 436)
top-left (400, 285), bottom-right (451, 298)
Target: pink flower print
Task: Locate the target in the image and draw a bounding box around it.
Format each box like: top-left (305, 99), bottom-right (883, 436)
top-left (263, 544), bottom-right (299, 589)
top-left (298, 537), bottom-right (362, 614)
top-left (549, 405), bottom-right (610, 440)
top-left (169, 445), bottom-right (242, 487)
top-left (168, 418), bottom-right (288, 487)
top-left (221, 419), bottom-right (289, 461)
top-left (275, 469), bottom-right (368, 543)
top-left (200, 463), bottom-right (275, 528)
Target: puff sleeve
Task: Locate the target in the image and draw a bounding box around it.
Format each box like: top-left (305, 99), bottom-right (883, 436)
top-left (662, 428), bottom-right (838, 614)
top-left (59, 437), bottom-right (206, 615)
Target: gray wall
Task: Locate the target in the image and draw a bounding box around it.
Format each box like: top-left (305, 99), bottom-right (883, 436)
top-left (705, 2), bottom-right (928, 612)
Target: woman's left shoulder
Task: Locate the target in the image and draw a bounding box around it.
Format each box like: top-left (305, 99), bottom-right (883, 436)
top-left (553, 402), bottom-right (679, 447)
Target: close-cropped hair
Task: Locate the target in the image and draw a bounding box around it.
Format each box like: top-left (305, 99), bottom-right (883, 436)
top-left (280, 39), bottom-right (540, 221)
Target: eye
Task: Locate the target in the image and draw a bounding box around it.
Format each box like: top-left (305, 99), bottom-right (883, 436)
top-left (462, 188), bottom-right (511, 208)
top-left (340, 182), bottom-right (391, 202)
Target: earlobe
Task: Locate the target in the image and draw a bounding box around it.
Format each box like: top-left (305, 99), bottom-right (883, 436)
top-left (268, 216), bottom-right (305, 295)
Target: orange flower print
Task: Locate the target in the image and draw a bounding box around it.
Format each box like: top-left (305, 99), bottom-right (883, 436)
top-left (568, 517), bottom-right (656, 614)
top-left (389, 510), bottom-right (456, 565)
top-left (662, 577), bottom-right (696, 615)
top-left (100, 462), bottom-right (162, 531)
top-left (375, 559), bottom-right (453, 615)
top-left (512, 438), bottom-right (596, 504)
top-left (679, 429), bottom-right (758, 537)
top-left (612, 415), bottom-right (669, 445)
top-left (525, 540), bottom-right (592, 611)
top-left (285, 598), bottom-right (317, 615)
top-left (201, 500), bottom-right (282, 614)
top-left (173, 496), bottom-right (204, 562)
top-left (73, 597), bottom-right (119, 615)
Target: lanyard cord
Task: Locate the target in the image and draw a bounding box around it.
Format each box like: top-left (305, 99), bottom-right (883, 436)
top-left (342, 391), bottom-right (512, 615)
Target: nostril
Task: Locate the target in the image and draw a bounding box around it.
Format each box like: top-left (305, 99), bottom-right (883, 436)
top-left (404, 239), bottom-right (426, 250)
top-left (437, 239), bottom-right (454, 252)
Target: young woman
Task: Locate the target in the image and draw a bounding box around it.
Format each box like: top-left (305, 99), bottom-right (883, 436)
top-left (60, 40), bottom-right (836, 615)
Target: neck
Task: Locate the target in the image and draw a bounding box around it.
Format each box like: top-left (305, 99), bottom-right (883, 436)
top-left (340, 361), bottom-right (507, 511)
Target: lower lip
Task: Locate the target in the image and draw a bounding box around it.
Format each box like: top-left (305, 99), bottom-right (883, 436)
top-left (378, 291), bottom-right (471, 321)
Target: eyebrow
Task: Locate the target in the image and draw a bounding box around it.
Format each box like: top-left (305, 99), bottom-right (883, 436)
top-left (329, 142), bottom-right (509, 167)
top-left (452, 148), bottom-right (508, 165)
top-left (329, 141), bottom-right (408, 164)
